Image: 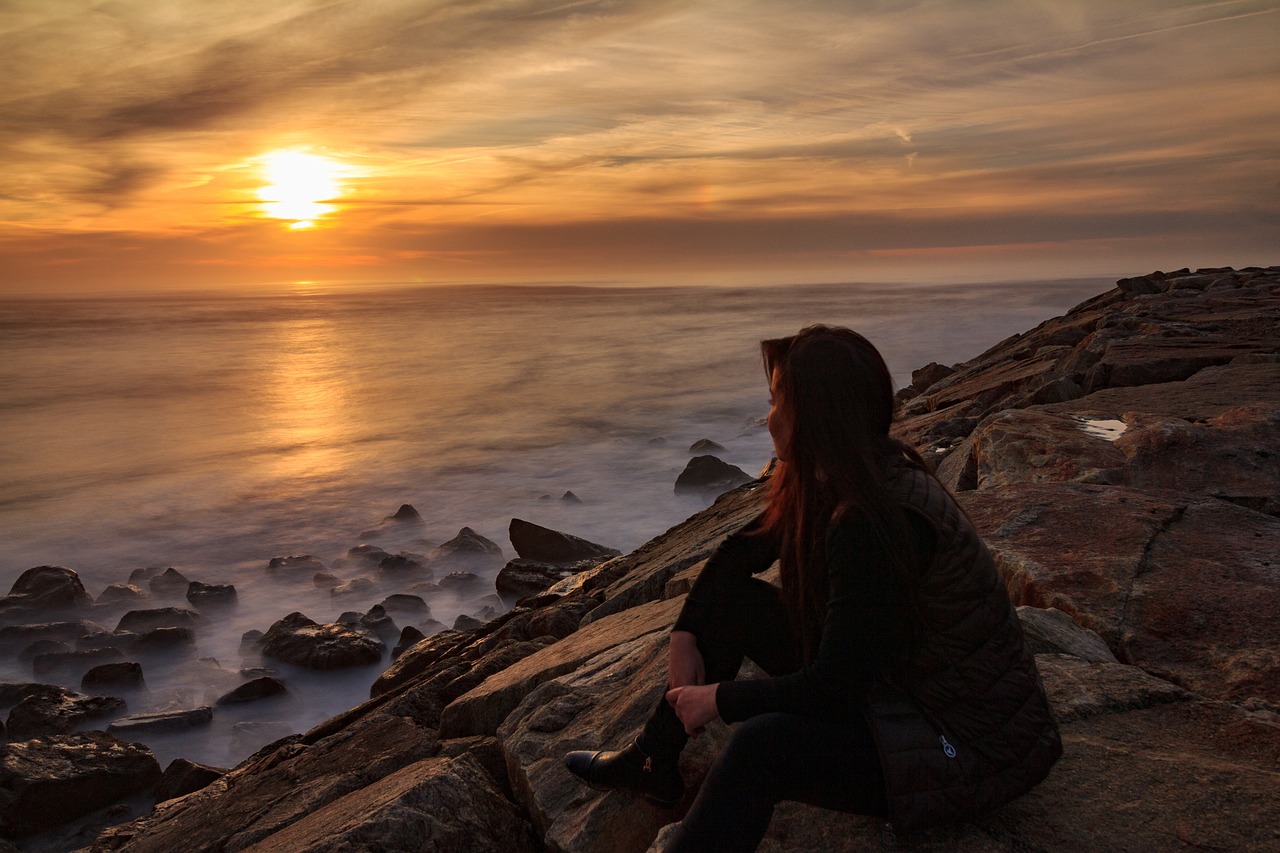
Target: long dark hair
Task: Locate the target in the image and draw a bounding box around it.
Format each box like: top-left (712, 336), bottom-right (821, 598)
top-left (759, 325), bottom-right (927, 661)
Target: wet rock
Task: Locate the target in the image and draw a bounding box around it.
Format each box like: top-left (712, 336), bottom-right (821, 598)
top-left (267, 555), bottom-right (328, 575)
top-left (348, 545), bottom-right (391, 564)
top-left (430, 527), bottom-right (504, 569)
top-left (78, 630), bottom-right (135, 651)
top-left (0, 620), bottom-right (107, 650)
top-left (130, 626), bottom-right (197, 654)
top-left (508, 518), bottom-right (621, 565)
top-left (186, 582), bottom-right (237, 609)
top-left (379, 594), bottom-right (430, 617)
top-left (674, 455), bottom-right (753, 497)
top-left (239, 629), bottom-right (264, 655)
top-left (216, 676), bottom-right (288, 706)
top-left (496, 559), bottom-right (585, 601)
top-left (97, 583), bottom-right (147, 605)
top-left (392, 626), bottom-right (426, 660)
top-left (689, 438), bottom-right (726, 453)
top-left (360, 605), bottom-right (400, 643)
top-left (259, 612), bottom-right (385, 669)
top-left (378, 552), bottom-right (429, 579)
top-left (115, 607), bottom-right (203, 635)
top-left (0, 732), bottom-right (160, 837)
top-left (32, 646), bottom-right (124, 677)
top-left (0, 566), bottom-right (92, 615)
top-left (82, 662), bottom-right (146, 691)
top-left (384, 503), bottom-right (424, 525)
top-left (17, 639), bottom-right (69, 663)
top-left (127, 567), bottom-right (164, 585)
top-left (561, 490), bottom-right (582, 504)
top-left (153, 758), bottom-right (227, 805)
top-left (147, 568), bottom-right (190, 599)
top-left (453, 614), bottom-right (485, 632)
top-left (312, 572), bottom-right (338, 589)
top-left (6, 687), bottom-right (126, 739)
top-left (330, 577), bottom-right (376, 598)
top-left (107, 707), bottom-right (212, 735)
top-left (438, 571), bottom-right (485, 592)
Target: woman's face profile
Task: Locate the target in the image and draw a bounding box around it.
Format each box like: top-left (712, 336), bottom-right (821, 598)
top-left (766, 366), bottom-right (793, 462)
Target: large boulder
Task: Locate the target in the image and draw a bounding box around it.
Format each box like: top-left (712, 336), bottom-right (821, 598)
top-left (258, 613), bottom-right (385, 670)
top-left (0, 732), bottom-right (160, 837)
top-left (0, 566), bottom-right (92, 614)
top-left (508, 518), bottom-right (620, 565)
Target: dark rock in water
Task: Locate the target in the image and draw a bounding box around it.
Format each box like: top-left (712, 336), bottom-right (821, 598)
top-left (379, 594), bottom-right (430, 617)
top-left (17, 639), bottom-right (70, 663)
top-left (508, 518), bottom-right (620, 564)
top-left (336, 611), bottom-right (362, 624)
top-left (0, 620), bottom-right (107, 650)
top-left (186, 581), bottom-right (237, 608)
top-left (674, 454), bottom-right (753, 496)
top-left (267, 555), bottom-right (327, 574)
top-left (230, 721), bottom-right (296, 755)
top-left (392, 626), bottom-right (425, 659)
top-left (6, 687), bottom-right (126, 739)
top-left (430, 528), bottom-right (503, 569)
top-left (384, 504), bottom-right (425, 525)
top-left (97, 583), bottom-right (147, 605)
top-left (154, 758), bottom-right (227, 805)
top-left (0, 682), bottom-right (58, 709)
top-left (115, 606), bottom-right (203, 635)
top-left (240, 629), bottom-right (264, 655)
top-left (82, 662), bottom-right (145, 691)
top-left (561, 490), bottom-right (582, 504)
top-left (648, 435), bottom-right (668, 445)
top-left (360, 606), bottom-right (400, 643)
top-left (127, 567), bottom-right (163, 585)
top-left (331, 576), bottom-right (377, 598)
top-left (216, 676), bottom-right (287, 706)
top-left (259, 612), bottom-right (385, 669)
top-left (130, 626), bottom-right (197, 654)
top-left (76, 631), bottom-right (133, 652)
top-left (689, 438), bottom-right (726, 453)
top-left (0, 731), bottom-right (161, 837)
top-left (31, 646), bottom-right (124, 677)
top-left (0, 566), bottom-right (93, 614)
top-left (108, 706), bottom-right (212, 735)
top-left (148, 568), bottom-right (189, 598)
top-left (437, 571), bottom-right (484, 592)
top-left (496, 559), bottom-right (588, 601)
top-left (379, 552), bottom-right (429, 578)
top-left (313, 572), bottom-right (339, 590)
top-left (453, 614), bottom-right (485, 632)
top-left (348, 544), bottom-right (391, 564)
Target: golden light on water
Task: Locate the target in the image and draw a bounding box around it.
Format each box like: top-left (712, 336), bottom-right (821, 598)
top-left (256, 150), bottom-right (347, 229)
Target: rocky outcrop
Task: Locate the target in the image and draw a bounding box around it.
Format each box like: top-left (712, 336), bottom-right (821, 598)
top-left (87, 267), bottom-right (1280, 853)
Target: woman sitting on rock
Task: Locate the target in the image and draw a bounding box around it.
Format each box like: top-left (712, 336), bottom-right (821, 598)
top-left (565, 325), bottom-right (1062, 851)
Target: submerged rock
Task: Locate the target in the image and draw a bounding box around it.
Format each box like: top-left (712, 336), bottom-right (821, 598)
top-left (674, 455), bottom-right (753, 497)
top-left (266, 555), bottom-right (327, 575)
top-left (147, 568), bottom-right (190, 598)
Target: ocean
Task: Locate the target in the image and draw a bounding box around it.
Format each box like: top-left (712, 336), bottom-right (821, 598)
top-left (0, 278), bottom-right (1110, 768)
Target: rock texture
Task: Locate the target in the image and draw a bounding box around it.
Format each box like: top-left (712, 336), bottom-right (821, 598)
top-left (85, 268), bottom-right (1280, 853)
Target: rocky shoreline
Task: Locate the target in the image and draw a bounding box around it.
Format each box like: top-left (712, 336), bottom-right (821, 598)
top-left (3, 266), bottom-right (1278, 851)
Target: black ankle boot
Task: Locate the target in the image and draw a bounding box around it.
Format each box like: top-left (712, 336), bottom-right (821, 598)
top-left (563, 739), bottom-right (684, 806)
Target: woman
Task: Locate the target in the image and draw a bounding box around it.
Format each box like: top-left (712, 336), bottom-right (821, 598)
top-left (565, 326), bottom-right (1061, 851)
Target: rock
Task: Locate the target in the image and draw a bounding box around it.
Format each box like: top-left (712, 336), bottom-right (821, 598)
top-left (17, 639), bottom-right (69, 662)
top-left (127, 567), bottom-right (163, 585)
top-left (216, 676), bottom-right (288, 706)
top-left (32, 646), bottom-right (124, 677)
top-left (239, 630), bottom-right (264, 655)
top-left (186, 582), bottom-right (237, 608)
top-left (0, 732), bottom-right (160, 837)
top-left (392, 626), bottom-right (426, 660)
top-left (508, 518), bottom-right (621, 565)
top-left (673, 455), bottom-right (753, 497)
top-left (379, 594), bottom-right (430, 617)
top-left (438, 571), bottom-right (485, 592)
top-left (267, 555), bottom-right (328, 575)
top-left (384, 504), bottom-right (424, 525)
top-left (0, 620), bottom-right (107, 649)
top-left (360, 606), bottom-right (400, 643)
top-left (147, 568), bottom-right (190, 598)
top-left (313, 572), bottom-right (338, 590)
top-left (82, 662), bottom-right (146, 691)
top-left (130, 626), bottom-right (197, 654)
top-left (153, 759), bottom-right (227, 805)
top-left (561, 491), bottom-right (582, 504)
top-left (6, 687), bottom-right (126, 739)
top-left (97, 583), bottom-right (148, 605)
top-left (688, 438), bottom-right (726, 453)
top-left (107, 707), bottom-right (212, 735)
top-left (0, 566), bottom-right (92, 614)
top-left (430, 527), bottom-right (504, 569)
top-left (259, 613), bottom-right (385, 669)
top-left (453, 614), bottom-right (485, 632)
top-left (330, 576), bottom-right (377, 598)
top-left (232, 752), bottom-right (538, 853)
top-left (378, 553), bottom-right (429, 578)
top-left (911, 361), bottom-right (955, 391)
top-left (79, 630), bottom-right (135, 651)
top-left (115, 607), bottom-right (203, 635)
top-left (230, 721), bottom-right (297, 755)
top-left (496, 559), bottom-right (586, 601)
top-left (1017, 607), bottom-right (1117, 663)
top-left (347, 545), bottom-right (390, 564)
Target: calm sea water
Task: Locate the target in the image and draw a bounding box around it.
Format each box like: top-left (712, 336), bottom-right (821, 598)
top-left (0, 278), bottom-right (1109, 768)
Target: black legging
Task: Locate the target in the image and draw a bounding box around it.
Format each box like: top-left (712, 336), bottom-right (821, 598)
top-left (640, 577), bottom-right (888, 853)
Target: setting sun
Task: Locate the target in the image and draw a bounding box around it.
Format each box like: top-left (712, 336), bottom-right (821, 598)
top-left (257, 150), bottom-right (346, 229)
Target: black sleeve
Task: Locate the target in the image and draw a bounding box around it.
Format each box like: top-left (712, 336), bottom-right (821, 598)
top-left (715, 511), bottom-right (935, 723)
top-left (672, 514), bottom-right (779, 637)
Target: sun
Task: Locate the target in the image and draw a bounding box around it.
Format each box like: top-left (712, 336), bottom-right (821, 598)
top-left (256, 150), bottom-right (346, 229)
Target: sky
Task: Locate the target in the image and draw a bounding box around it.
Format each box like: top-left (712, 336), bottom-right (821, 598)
top-left (1, 0), bottom-right (1278, 293)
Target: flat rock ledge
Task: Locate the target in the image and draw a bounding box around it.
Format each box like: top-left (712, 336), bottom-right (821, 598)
top-left (87, 268), bottom-right (1280, 853)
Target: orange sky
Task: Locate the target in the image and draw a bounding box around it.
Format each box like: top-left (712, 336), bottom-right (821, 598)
top-left (1, 0), bottom-right (1278, 293)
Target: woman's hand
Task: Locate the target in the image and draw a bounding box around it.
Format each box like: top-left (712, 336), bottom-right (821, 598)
top-left (668, 630), bottom-right (705, 689)
top-left (665, 683), bottom-right (719, 737)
